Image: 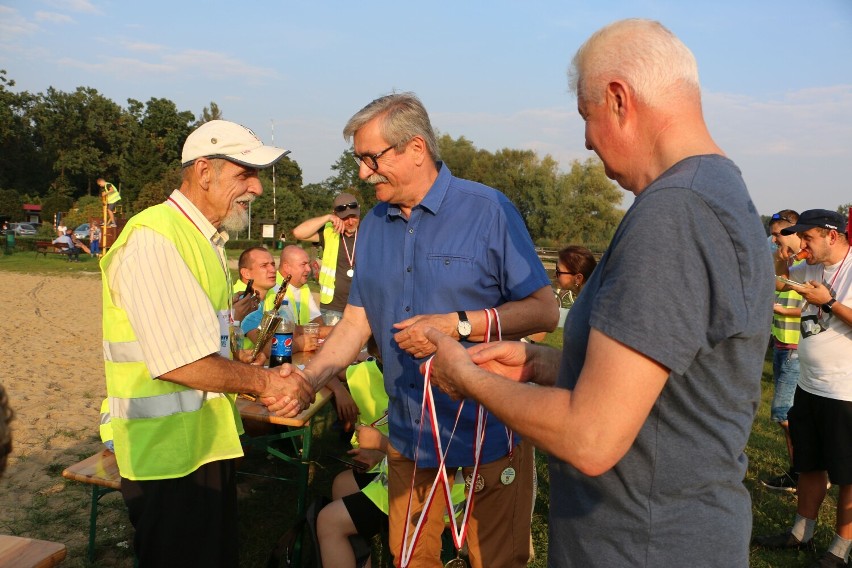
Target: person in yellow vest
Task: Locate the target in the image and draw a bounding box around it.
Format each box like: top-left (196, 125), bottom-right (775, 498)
top-left (316, 340), bottom-right (467, 567)
top-left (97, 177), bottom-right (121, 227)
top-left (292, 192), bottom-right (361, 325)
top-left (761, 210), bottom-right (806, 492)
top-left (245, 245), bottom-right (333, 349)
top-left (100, 119), bottom-right (313, 567)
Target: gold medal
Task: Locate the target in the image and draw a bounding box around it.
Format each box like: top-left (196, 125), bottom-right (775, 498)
top-left (464, 473), bottom-right (485, 493)
top-left (500, 466), bottom-right (516, 485)
top-left (445, 557), bottom-right (467, 568)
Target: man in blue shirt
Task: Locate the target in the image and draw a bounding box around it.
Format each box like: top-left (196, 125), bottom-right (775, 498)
top-left (285, 92), bottom-right (557, 567)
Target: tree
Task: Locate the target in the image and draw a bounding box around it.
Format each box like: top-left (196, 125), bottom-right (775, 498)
top-left (29, 86), bottom-right (127, 199)
top-left (134, 168), bottom-right (182, 211)
top-left (0, 71), bottom-right (49, 194)
top-left (121, 98), bottom-right (195, 210)
top-left (197, 101), bottom-right (223, 125)
top-left (550, 158), bottom-right (624, 248)
top-left (0, 189), bottom-right (23, 222)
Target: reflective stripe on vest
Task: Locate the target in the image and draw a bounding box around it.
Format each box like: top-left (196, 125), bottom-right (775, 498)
top-left (99, 398), bottom-right (113, 445)
top-left (318, 223), bottom-right (339, 304)
top-left (101, 203), bottom-right (243, 481)
top-left (772, 288), bottom-right (802, 344)
top-left (109, 390), bottom-right (226, 420)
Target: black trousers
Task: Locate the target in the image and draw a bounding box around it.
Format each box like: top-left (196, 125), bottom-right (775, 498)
top-left (121, 459), bottom-right (239, 567)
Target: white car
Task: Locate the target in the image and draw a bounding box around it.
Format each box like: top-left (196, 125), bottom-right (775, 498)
top-left (10, 223), bottom-right (37, 236)
top-left (74, 223), bottom-right (90, 240)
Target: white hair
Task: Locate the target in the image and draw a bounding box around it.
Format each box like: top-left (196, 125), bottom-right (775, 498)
top-left (568, 19), bottom-right (700, 107)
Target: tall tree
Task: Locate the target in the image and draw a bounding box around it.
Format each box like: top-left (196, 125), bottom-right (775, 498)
top-left (29, 86), bottom-right (126, 199)
top-left (121, 98), bottom-right (194, 210)
top-left (0, 71), bottom-right (46, 194)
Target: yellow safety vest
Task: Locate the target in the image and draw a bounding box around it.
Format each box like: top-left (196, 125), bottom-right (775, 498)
top-left (101, 204), bottom-right (243, 481)
top-left (263, 274), bottom-right (312, 324)
top-left (345, 360), bottom-right (466, 516)
top-left (772, 288), bottom-right (802, 344)
top-left (318, 223), bottom-right (339, 304)
top-left (103, 182), bottom-right (121, 204)
top-left (772, 260), bottom-right (804, 345)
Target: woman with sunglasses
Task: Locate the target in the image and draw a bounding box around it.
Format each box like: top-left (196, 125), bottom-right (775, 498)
top-left (555, 245), bottom-right (598, 296)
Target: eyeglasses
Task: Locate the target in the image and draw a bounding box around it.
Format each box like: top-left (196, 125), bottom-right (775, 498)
top-left (353, 145), bottom-right (395, 171)
top-left (334, 201), bottom-right (359, 213)
top-left (554, 269), bottom-right (573, 277)
top-left (771, 212), bottom-right (792, 223)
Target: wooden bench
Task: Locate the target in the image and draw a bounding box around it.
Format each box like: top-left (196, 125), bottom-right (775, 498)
top-left (61, 449), bottom-right (121, 562)
top-left (0, 535), bottom-right (67, 568)
top-left (34, 240), bottom-right (75, 259)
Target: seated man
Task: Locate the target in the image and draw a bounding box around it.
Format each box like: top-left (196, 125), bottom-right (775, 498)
top-left (243, 245), bottom-right (331, 350)
top-left (52, 228), bottom-right (79, 261)
top-left (233, 246), bottom-right (278, 338)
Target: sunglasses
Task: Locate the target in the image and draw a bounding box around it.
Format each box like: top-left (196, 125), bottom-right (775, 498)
top-left (334, 202), bottom-right (359, 213)
top-left (771, 212), bottom-right (792, 223)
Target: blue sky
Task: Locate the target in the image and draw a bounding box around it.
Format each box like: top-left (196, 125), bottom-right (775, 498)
top-left (1, 0), bottom-right (850, 216)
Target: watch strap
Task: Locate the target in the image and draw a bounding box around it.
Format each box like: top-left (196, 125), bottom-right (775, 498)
top-left (823, 298), bottom-right (836, 313)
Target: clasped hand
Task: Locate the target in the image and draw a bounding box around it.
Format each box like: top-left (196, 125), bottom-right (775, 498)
top-left (420, 328), bottom-right (534, 400)
top-left (259, 365), bottom-right (315, 417)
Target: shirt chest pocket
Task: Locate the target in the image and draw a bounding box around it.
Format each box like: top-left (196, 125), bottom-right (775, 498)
top-left (425, 252), bottom-right (477, 278)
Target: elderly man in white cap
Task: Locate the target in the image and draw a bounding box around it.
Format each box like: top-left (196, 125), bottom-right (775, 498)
top-left (100, 120), bottom-right (313, 567)
top-left (292, 192), bottom-right (362, 324)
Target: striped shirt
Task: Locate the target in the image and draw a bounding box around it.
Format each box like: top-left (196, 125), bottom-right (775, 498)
top-left (106, 190), bottom-right (232, 378)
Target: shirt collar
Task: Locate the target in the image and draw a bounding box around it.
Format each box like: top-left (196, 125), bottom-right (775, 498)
top-left (167, 189), bottom-right (230, 246)
top-left (387, 162), bottom-right (451, 219)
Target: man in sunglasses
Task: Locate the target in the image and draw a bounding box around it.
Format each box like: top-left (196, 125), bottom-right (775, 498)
top-left (292, 192), bottom-right (361, 324)
top-left (756, 209), bottom-right (852, 567)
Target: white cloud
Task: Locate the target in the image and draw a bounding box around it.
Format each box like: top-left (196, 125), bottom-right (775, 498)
top-left (56, 56), bottom-right (175, 76)
top-left (161, 50), bottom-right (279, 82)
top-left (44, 0), bottom-right (99, 14)
top-left (0, 6), bottom-right (40, 41)
top-left (35, 10), bottom-right (74, 24)
top-left (121, 41), bottom-right (166, 54)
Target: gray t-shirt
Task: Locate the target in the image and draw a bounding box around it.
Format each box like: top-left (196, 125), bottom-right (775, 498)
top-left (550, 155), bottom-right (773, 567)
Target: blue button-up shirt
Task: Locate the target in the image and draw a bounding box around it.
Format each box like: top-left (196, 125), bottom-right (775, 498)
top-left (350, 163), bottom-right (550, 467)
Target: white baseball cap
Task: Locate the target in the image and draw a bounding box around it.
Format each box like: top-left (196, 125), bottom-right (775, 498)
top-left (181, 120), bottom-right (290, 168)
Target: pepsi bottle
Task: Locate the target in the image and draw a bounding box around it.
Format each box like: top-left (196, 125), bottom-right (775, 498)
top-left (269, 300), bottom-right (295, 368)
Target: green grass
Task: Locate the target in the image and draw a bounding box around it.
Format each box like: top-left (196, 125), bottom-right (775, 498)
top-left (0, 256), bottom-right (836, 566)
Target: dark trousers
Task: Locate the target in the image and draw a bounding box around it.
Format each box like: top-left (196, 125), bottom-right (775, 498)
top-left (121, 459), bottom-right (239, 567)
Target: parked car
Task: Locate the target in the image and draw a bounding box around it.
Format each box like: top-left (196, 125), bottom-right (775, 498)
top-left (74, 223), bottom-right (90, 240)
top-left (10, 223), bottom-right (37, 236)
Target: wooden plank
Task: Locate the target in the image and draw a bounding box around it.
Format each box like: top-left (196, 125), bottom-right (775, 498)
top-left (61, 449), bottom-right (121, 490)
top-left (0, 535), bottom-right (67, 568)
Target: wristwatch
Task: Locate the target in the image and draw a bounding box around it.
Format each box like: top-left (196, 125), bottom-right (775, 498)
top-left (823, 298), bottom-right (837, 313)
top-left (456, 311), bottom-right (472, 342)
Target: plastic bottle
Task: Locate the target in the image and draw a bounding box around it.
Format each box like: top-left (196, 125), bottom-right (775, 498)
top-left (229, 320), bottom-right (244, 360)
top-left (269, 300), bottom-right (295, 368)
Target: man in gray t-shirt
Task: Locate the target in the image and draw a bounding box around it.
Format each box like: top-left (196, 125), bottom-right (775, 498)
top-left (422, 19), bottom-right (773, 567)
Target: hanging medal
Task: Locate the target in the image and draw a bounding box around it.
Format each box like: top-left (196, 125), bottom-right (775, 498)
top-left (342, 231), bottom-right (356, 277)
top-left (486, 308), bottom-right (516, 487)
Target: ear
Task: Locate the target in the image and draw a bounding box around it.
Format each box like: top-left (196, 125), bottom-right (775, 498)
top-left (408, 135), bottom-right (428, 167)
top-left (194, 158), bottom-right (212, 190)
top-left (604, 80), bottom-right (631, 125)
top-left (575, 273), bottom-right (585, 287)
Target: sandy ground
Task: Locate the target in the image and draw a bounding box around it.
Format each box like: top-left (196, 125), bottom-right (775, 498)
top-left (0, 271), bottom-right (134, 565)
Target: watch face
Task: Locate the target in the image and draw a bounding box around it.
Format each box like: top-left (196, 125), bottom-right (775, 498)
top-left (458, 321), bottom-right (472, 336)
